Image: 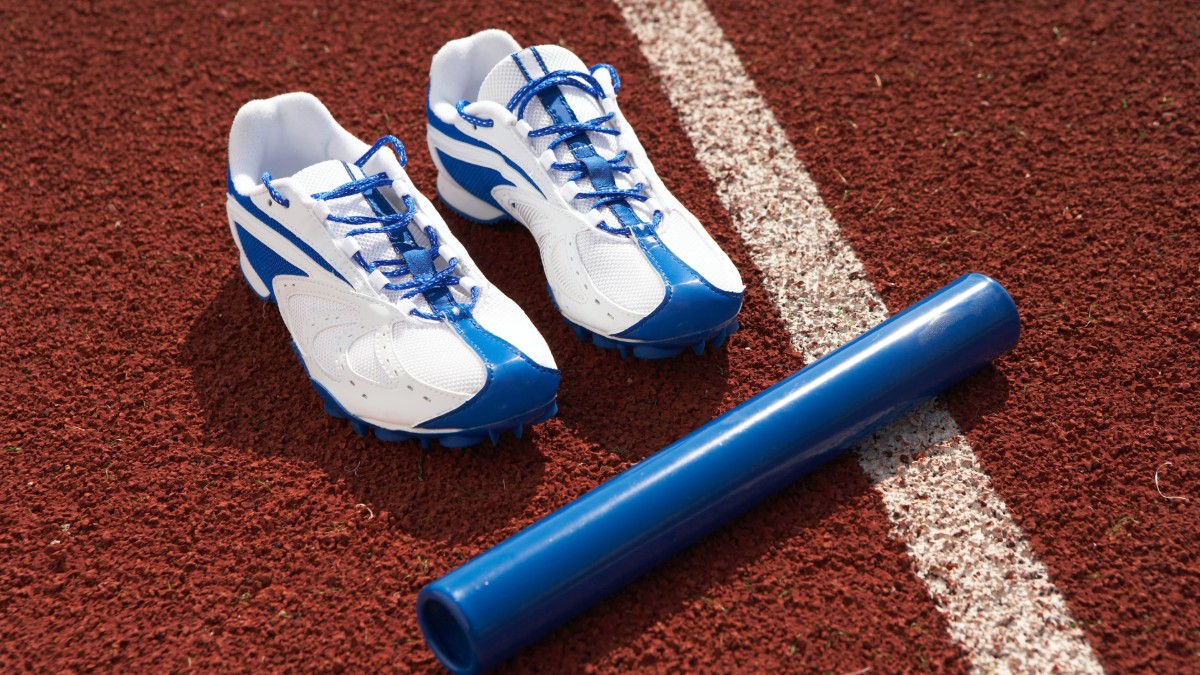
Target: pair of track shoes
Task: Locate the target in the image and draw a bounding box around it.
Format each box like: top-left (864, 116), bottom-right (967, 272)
top-left (226, 30), bottom-right (745, 448)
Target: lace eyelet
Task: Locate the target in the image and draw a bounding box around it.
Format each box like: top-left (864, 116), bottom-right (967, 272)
top-left (455, 100), bottom-right (494, 129)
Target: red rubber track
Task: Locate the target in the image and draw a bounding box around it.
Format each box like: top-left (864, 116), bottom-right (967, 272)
top-left (706, 0), bottom-right (1200, 671)
top-left (0, 1), bottom-right (964, 672)
top-left (4, 0), bottom-right (1193, 672)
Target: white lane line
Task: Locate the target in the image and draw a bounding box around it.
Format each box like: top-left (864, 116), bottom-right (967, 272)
top-left (614, 0), bottom-right (1104, 672)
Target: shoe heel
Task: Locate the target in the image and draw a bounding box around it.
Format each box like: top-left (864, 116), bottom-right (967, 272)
top-left (434, 154), bottom-right (514, 225)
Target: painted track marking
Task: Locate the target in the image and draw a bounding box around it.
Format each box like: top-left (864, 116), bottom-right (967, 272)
top-left (614, 0), bottom-right (1104, 671)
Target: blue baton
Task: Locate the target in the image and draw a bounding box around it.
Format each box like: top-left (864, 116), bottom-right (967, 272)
top-left (418, 272), bottom-right (1020, 673)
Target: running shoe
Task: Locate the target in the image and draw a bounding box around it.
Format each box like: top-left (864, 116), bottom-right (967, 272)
top-left (426, 30), bottom-right (744, 359)
top-left (226, 92), bottom-right (559, 447)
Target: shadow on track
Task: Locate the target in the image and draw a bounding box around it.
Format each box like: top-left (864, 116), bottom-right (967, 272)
top-left (180, 273), bottom-right (548, 547)
top-left (501, 454), bottom-right (877, 673)
top-left (943, 365), bottom-right (1012, 434)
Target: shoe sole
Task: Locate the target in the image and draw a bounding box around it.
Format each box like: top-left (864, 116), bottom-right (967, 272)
top-left (564, 315), bottom-right (739, 360)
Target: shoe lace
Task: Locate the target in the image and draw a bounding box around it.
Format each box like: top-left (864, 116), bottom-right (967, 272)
top-left (269, 136), bottom-right (477, 321)
top-left (456, 64), bottom-right (661, 237)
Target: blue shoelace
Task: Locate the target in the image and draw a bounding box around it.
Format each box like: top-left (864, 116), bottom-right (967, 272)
top-left (456, 64), bottom-right (662, 237)
top-left (263, 136), bottom-right (477, 321)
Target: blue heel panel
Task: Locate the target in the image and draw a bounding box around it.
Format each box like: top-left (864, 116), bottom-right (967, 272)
top-left (235, 222), bottom-right (308, 302)
top-left (435, 150), bottom-right (514, 214)
top-left (227, 170), bottom-right (349, 286)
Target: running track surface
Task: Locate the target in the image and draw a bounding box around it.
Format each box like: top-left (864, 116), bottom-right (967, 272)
top-left (1, 1), bottom-right (1197, 673)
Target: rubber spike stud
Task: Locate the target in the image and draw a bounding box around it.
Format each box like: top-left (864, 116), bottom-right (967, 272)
top-left (514, 424), bottom-right (524, 440)
top-left (692, 340), bottom-right (707, 356)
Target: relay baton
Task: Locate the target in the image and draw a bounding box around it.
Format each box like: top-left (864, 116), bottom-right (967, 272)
top-left (417, 272), bottom-right (1021, 673)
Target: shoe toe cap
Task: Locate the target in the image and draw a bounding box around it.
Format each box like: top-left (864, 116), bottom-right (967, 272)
top-left (614, 233), bottom-right (743, 346)
top-left (417, 317), bottom-right (560, 432)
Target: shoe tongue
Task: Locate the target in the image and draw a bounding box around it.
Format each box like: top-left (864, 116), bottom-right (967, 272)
top-left (289, 159), bottom-right (435, 309)
top-left (478, 45), bottom-right (603, 122)
top-left (289, 159), bottom-right (376, 230)
top-left (479, 45), bottom-right (630, 219)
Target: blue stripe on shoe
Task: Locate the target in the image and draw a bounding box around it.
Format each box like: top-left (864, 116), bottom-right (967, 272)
top-left (534, 79), bottom-right (642, 233)
top-left (418, 314), bottom-right (560, 431)
top-left (436, 150), bottom-right (516, 214)
top-left (235, 222), bottom-right (308, 298)
top-left (528, 72), bottom-right (743, 344)
top-left (529, 46), bottom-right (551, 76)
top-left (227, 170), bottom-right (350, 286)
top-left (512, 51), bottom-right (536, 80)
top-left (615, 229), bottom-right (744, 344)
top-left (425, 100), bottom-right (544, 196)
top-left (344, 161), bottom-right (558, 427)
top-left (345, 160), bottom-right (429, 275)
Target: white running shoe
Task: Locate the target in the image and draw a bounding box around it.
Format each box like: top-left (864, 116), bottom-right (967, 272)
top-left (426, 30), bottom-right (745, 359)
top-left (225, 92), bottom-right (559, 447)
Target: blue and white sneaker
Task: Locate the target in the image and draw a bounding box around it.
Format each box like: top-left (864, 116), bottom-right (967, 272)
top-left (426, 30), bottom-right (745, 359)
top-left (225, 93), bottom-right (559, 447)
